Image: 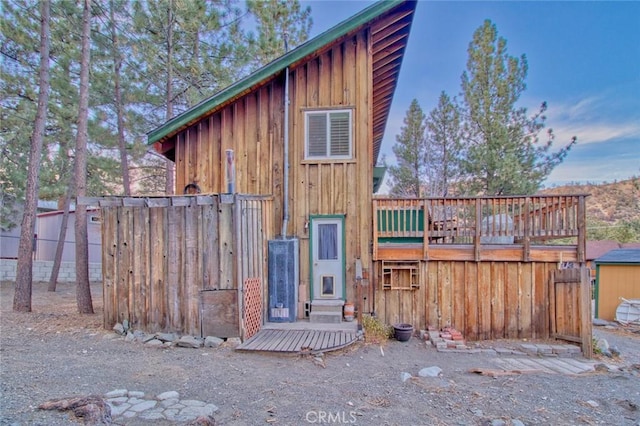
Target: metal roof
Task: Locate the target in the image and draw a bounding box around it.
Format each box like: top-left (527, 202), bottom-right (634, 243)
top-left (595, 248), bottom-right (640, 264)
top-left (148, 0), bottom-right (416, 163)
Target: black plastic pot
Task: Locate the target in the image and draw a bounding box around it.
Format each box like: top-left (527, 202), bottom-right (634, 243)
top-left (394, 323), bottom-right (413, 342)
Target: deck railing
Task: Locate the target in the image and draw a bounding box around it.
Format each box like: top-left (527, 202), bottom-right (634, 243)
top-left (373, 195), bottom-right (587, 260)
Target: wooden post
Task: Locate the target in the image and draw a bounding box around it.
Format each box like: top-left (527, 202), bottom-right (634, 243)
top-left (474, 199), bottom-right (481, 261)
top-left (580, 266), bottom-right (593, 358)
top-left (577, 195), bottom-right (586, 264)
top-left (523, 197), bottom-right (530, 262)
top-left (372, 199), bottom-right (379, 260)
top-left (548, 270), bottom-right (557, 338)
top-left (422, 199), bottom-right (429, 260)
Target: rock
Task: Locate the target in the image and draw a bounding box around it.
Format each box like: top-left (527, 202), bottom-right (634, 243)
top-left (108, 402), bottom-right (131, 416)
top-left (129, 400), bottom-right (157, 413)
top-left (418, 366), bottom-right (442, 377)
top-left (106, 396), bottom-right (128, 404)
top-left (133, 330), bottom-right (146, 342)
top-left (586, 400), bottom-right (599, 408)
top-left (125, 331), bottom-right (135, 342)
top-left (204, 336), bottom-right (224, 348)
top-left (157, 391), bottom-right (180, 401)
top-left (105, 389), bottom-right (128, 398)
top-left (596, 338), bottom-right (612, 357)
top-left (490, 420), bottom-right (506, 426)
top-left (225, 337), bottom-right (241, 347)
top-left (610, 345), bottom-right (621, 357)
top-left (156, 332), bottom-right (178, 343)
top-left (122, 319), bottom-right (130, 332)
top-left (113, 323), bottom-right (125, 335)
top-left (145, 339), bottom-right (163, 347)
top-left (470, 409), bottom-right (483, 417)
top-left (592, 318), bottom-right (610, 326)
top-left (511, 420), bottom-right (525, 426)
top-left (400, 372), bottom-right (412, 382)
top-left (141, 332), bottom-right (158, 343)
top-left (128, 390), bottom-right (145, 398)
top-left (176, 335), bottom-right (204, 348)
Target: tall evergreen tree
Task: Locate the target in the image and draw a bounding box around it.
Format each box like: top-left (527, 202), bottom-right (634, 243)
top-left (74, 0), bottom-right (93, 314)
top-left (12, 0), bottom-right (51, 312)
top-left (0, 0), bottom-right (41, 231)
top-left (246, 0), bottom-right (311, 64)
top-left (388, 99), bottom-right (427, 197)
top-left (459, 20), bottom-right (575, 195)
top-left (425, 92), bottom-right (463, 196)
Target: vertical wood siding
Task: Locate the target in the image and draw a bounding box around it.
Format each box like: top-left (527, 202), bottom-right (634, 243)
top-left (168, 29), bottom-right (375, 317)
top-left (101, 195), bottom-right (272, 337)
top-left (375, 260), bottom-right (559, 341)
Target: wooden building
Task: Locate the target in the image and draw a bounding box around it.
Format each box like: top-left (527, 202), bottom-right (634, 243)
top-left (101, 0), bottom-right (591, 352)
top-left (149, 0), bottom-right (418, 327)
top-left (594, 249), bottom-right (640, 321)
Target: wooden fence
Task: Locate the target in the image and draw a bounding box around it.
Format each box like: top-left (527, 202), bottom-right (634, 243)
top-left (92, 194), bottom-right (273, 338)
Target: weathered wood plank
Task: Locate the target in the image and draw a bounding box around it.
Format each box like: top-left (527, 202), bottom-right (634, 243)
top-left (200, 290), bottom-right (239, 338)
top-left (117, 207), bottom-right (131, 326)
top-left (101, 208), bottom-right (117, 329)
top-left (477, 262), bottom-right (491, 340)
top-left (149, 207), bottom-right (166, 330)
top-left (218, 202), bottom-right (234, 290)
top-left (490, 262), bottom-right (505, 338)
top-left (464, 262), bottom-right (478, 340)
top-left (505, 262), bottom-right (519, 338)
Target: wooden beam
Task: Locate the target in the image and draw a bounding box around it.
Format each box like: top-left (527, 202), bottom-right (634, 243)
top-left (580, 267), bottom-right (593, 358)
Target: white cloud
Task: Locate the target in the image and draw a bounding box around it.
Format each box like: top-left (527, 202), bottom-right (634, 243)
top-left (552, 122), bottom-right (640, 145)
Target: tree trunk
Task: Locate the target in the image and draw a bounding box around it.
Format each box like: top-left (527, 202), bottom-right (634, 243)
top-left (75, 0), bottom-right (93, 314)
top-left (47, 183), bottom-right (72, 292)
top-left (13, 0), bottom-right (51, 312)
top-left (164, 0), bottom-right (175, 195)
top-left (110, 0), bottom-right (131, 196)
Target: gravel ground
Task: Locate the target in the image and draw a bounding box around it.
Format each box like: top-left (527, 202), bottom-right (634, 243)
top-left (1, 281), bottom-right (639, 426)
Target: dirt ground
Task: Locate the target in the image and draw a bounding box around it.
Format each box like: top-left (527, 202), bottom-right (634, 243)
top-left (1, 281), bottom-right (639, 426)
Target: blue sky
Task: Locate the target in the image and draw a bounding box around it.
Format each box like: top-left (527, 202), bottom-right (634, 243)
top-left (302, 1), bottom-right (640, 187)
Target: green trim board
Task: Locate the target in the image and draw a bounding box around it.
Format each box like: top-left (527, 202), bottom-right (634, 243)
top-left (148, 0), bottom-right (407, 145)
top-left (308, 214), bottom-right (347, 302)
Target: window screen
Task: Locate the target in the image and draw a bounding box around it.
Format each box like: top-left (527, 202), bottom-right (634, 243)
top-left (305, 110), bottom-right (352, 159)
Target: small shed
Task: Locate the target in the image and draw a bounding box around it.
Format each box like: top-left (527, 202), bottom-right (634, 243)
top-left (36, 209), bottom-right (102, 263)
top-left (594, 248), bottom-right (640, 321)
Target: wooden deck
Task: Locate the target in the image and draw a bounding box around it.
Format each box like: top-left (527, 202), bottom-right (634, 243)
top-left (236, 328), bottom-right (359, 354)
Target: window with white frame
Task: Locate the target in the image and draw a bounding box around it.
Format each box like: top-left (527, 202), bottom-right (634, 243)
top-left (305, 109), bottom-right (352, 159)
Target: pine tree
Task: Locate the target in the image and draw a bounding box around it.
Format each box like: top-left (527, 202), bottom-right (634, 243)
top-left (459, 20), bottom-right (575, 195)
top-left (424, 92), bottom-right (463, 196)
top-left (74, 0), bottom-right (93, 314)
top-left (388, 99), bottom-right (427, 197)
top-left (246, 0), bottom-right (311, 64)
top-left (12, 0), bottom-right (51, 312)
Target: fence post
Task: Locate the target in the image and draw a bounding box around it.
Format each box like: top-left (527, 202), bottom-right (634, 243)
top-left (474, 199), bottom-right (481, 261)
top-left (523, 197), bottom-right (530, 262)
top-left (580, 266), bottom-right (593, 358)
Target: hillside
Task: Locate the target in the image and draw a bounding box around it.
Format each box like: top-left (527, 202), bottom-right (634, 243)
top-left (539, 178), bottom-right (640, 224)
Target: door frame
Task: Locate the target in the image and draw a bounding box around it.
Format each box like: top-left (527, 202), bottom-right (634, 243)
top-left (308, 214), bottom-right (346, 301)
